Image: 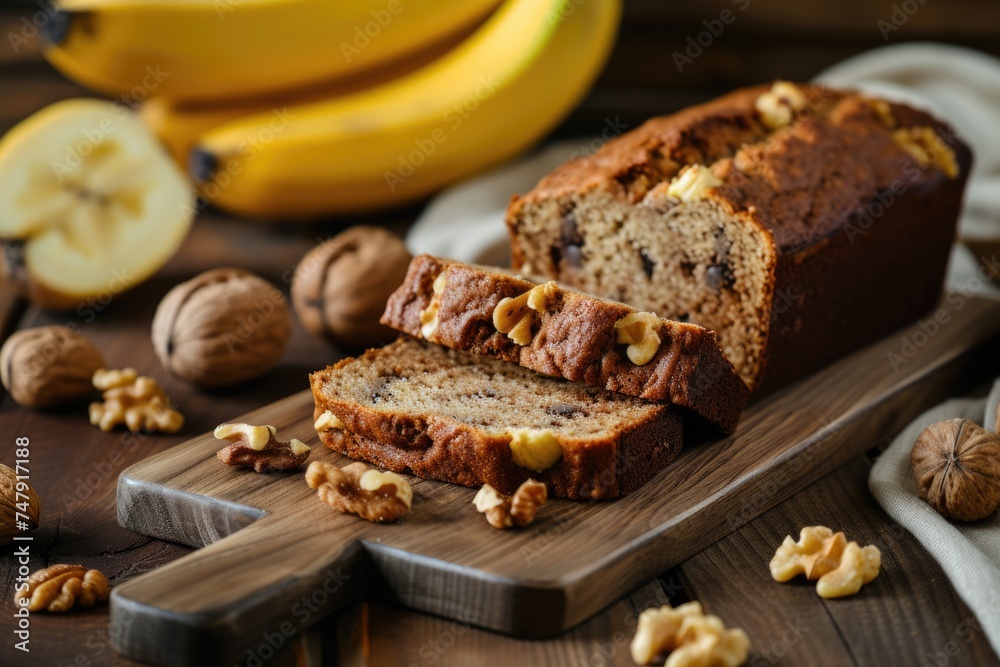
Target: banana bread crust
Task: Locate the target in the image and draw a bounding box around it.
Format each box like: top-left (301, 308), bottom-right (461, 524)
top-left (506, 83), bottom-right (973, 390)
top-left (381, 255), bottom-right (749, 430)
top-left (309, 339), bottom-right (683, 500)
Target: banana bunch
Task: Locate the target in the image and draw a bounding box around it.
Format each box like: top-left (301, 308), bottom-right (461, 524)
top-left (43, 0), bottom-right (622, 219)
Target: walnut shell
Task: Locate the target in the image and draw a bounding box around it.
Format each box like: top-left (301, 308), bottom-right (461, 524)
top-left (911, 418), bottom-right (1000, 521)
top-left (291, 226), bottom-right (411, 350)
top-left (151, 268), bottom-right (292, 388)
top-left (0, 463), bottom-right (40, 545)
top-left (0, 325), bottom-right (104, 407)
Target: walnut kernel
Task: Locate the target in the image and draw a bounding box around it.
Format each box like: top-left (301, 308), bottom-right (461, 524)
top-left (89, 368), bottom-right (183, 433)
top-left (215, 423), bottom-right (310, 472)
top-left (666, 165), bottom-right (723, 202)
top-left (359, 469), bottom-right (413, 509)
top-left (14, 565), bottom-right (110, 613)
top-left (869, 98), bottom-right (896, 128)
top-left (630, 601), bottom-right (749, 667)
top-left (893, 126), bottom-right (959, 179)
top-left (815, 541), bottom-right (882, 599)
top-left (492, 281), bottom-right (557, 346)
top-left (770, 526), bottom-right (880, 598)
top-left (419, 271), bottom-right (448, 340)
top-left (508, 429), bottom-right (563, 472)
top-left (473, 480), bottom-right (547, 529)
top-left (306, 461), bottom-right (411, 523)
top-left (615, 312), bottom-right (662, 365)
top-left (314, 410), bottom-right (346, 432)
top-left (755, 80), bottom-right (808, 129)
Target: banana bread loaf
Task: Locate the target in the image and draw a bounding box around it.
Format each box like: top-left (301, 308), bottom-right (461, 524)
top-left (309, 338), bottom-right (682, 500)
top-left (381, 255), bottom-right (748, 430)
top-left (506, 82), bottom-right (972, 391)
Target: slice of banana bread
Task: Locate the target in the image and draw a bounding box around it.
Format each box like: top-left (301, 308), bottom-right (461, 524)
top-left (309, 338), bottom-right (681, 500)
top-left (381, 255), bottom-right (748, 431)
top-left (506, 82), bottom-right (972, 391)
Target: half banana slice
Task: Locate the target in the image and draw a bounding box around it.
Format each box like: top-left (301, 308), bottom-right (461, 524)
top-left (0, 99), bottom-right (193, 309)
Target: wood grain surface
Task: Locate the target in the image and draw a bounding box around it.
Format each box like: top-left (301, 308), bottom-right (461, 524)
top-left (3, 4), bottom-right (1000, 664)
top-left (110, 296), bottom-right (1000, 666)
top-left (340, 457), bottom-right (1000, 667)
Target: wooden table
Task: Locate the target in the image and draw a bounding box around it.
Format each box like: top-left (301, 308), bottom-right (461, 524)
top-left (3, 3), bottom-right (1000, 664)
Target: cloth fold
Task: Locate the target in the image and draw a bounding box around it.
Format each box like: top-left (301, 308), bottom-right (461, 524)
top-left (870, 380), bottom-right (1000, 656)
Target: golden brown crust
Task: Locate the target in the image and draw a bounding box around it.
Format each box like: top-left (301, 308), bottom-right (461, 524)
top-left (381, 255), bottom-right (748, 431)
top-left (308, 340), bottom-right (683, 500)
top-left (514, 86), bottom-right (773, 207)
top-left (511, 84), bottom-right (964, 254)
top-left (506, 83), bottom-right (973, 391)
top-left (311, 397), bottom-right (681, 501)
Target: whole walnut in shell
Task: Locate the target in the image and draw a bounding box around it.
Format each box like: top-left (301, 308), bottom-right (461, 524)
top-left (291, 226), bottom-right (411, 350)
top-left (911, 418), bottom-right (1000, 522)
top-left (152, 268), bottom-right (292, 388)
top-left (0, 325), bottom-right (104, 407)
top-left (1, 463), bottom-right (40, 545)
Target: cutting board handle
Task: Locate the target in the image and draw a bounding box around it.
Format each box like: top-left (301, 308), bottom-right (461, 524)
top-left (112, 473), bottom-right (366, 667)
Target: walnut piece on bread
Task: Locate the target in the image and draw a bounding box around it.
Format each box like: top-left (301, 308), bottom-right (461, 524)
top-left (418, 272), bottom-right (448, 340)
top-left (306, 461), bottom-right (411, 523)
top-left (614, 312), bottom-right (662, 365)
top-left (892, 126), bottom-right (959, 179)
top-left (314, 410), bottom-right (346, 432)
top-left (754, 80), bottom-right (808, 129)
top-left (508, 429), bottom-right (563, 472)
top-left (665, 164), bottom-right (723, 202)
top-left (492, 281), bottom-right (558, 346)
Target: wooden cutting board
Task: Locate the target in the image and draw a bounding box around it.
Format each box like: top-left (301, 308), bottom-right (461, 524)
top-left (111, 295), bottom-right (1000, 667)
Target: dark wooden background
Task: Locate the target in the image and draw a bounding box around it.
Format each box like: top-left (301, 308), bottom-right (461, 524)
top-left (2, 0), bottom-right (1000, 665)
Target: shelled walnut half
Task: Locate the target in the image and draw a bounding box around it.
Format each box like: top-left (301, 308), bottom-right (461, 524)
top-left (770, 526), bottom-right (881, 598)
top-left (215, 423), bottom-right (310, 473)
top-left (473, 480), bottom-right (547, 529)
top-left (492, 281), bottom-right (557, 346)
top-left (630, 601), bottom-right (749, 667)
top-left (14, 565), bottom-right (110, 613)
top-left (88, 368), bottom-right (183, 433)
top-left (306, 461), bottom-right (411, 523)
top-left (754, 80), bottom-right (808, 130)
top-left (615, 312), bottom-right (662, 365)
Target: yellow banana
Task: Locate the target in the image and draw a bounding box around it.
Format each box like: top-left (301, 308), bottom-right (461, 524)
top-left (139, 22), bottom-right (479, 166)
top-left (192, 0), bottom-right (622, 219)
top-left (43, 0), bottom-right (501, 102)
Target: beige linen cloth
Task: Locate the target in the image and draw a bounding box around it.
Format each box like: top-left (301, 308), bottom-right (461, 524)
top-left (870, 383), bottom-right (1000, 655)
top-left (406, 43), bottom-right (1000, 651)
